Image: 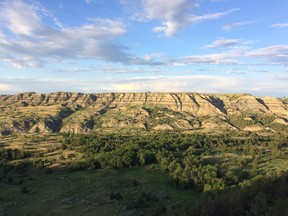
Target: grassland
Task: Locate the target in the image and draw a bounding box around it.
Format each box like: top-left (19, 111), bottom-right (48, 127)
top-left (0, 165), bottom-right (201, 216)
top-left (1, 131), bottom-right (288, 215)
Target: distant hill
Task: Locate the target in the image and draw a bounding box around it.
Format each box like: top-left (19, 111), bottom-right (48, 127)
top-left (0, 92), bottom-right (287, 135)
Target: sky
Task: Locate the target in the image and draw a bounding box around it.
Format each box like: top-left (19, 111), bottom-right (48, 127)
top-left (0, 0), bottom-right (287, 96)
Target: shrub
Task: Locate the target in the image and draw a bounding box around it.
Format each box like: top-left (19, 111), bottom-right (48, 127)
top-left (21, 185), bottom-right (29, 194)
top-left (67, 153), bottom-right (76, 159)
top-left (109, 192), bottom-right (123, 200)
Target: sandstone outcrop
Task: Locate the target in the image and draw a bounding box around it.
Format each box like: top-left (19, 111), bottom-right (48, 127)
top-left (0, 92), bottom-right (287, 134)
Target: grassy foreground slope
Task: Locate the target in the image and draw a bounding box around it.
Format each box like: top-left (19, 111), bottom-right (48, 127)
top-left (1, 131), bottom-right (288, 215)
top-left (1, 166), bottom-right (198, 216)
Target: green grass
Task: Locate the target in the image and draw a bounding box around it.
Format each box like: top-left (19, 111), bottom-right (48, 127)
top-left (1, 131), bottom-right (288, 215)
top-left (0, 166), bottom-right (200, 216)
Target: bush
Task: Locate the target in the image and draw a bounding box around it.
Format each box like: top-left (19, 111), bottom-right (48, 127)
top-left (33, 159), bottom-right (45, 169)
top-left (126, 191), bottom-right (157, 210)
top-left (60, 143), bottom-right (68, 150)
top-left (109, 192), bottom-right (123, 200)
top-left (44, 168), bottom-right (53, 174)
top-left (70, 161), bottom-right (89, 171)
top-left (21, 185), bottom-right (29, 194)
top-left (17, 178), bottom-right (24, 185)
top-left (67, 153), bottom-right (76, 159)
top-left (34, 152), bottom-right (44, 158)
top-left (0, 148), bottom-right (30, 160)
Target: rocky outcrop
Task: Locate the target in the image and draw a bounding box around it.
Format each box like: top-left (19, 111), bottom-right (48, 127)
top-left (1, 92), bottom-right (97, 107)
top-left (274, 118), bottom-right (288, 125)
top-left (202, 117), bottom-right (237, 130)
top-left (244, 125), bottom-right (263, 132)
top-left (153, 124), bottom-right (174, 131)
top-left (262, 97), bottom-right (288, 116)
top-left (29, 122), bottom-right (54, 133)
top-left (0, 92), bottom-right (287, 134)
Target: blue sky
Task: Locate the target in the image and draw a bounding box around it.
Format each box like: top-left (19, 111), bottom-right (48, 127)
top-left (0, 0), bottom-right (287, 96)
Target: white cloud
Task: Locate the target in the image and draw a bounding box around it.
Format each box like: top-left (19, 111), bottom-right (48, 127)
top-left (56, 65), bottom-right (167, 74)
top-left (111, 83), bottom-right (139, 91)
top-left (1, 75), bottom-right (287, 97)
top-left (0, 0), bottom-right (46, 36)
top-left (122, 0), bottom-right (239, 36)
top-left (189, 8), bottom-right (240, 24)
top-left (0, 0), bottom-right (286, 71)
top-left (142, 0), bottom-right (196, 36)
top-left (270, 23), bottom-right (288, 28)
top-left (247, 45), bottom-right (288, 65)
top-left (0, 83), bottom-right (12, 91)
top-left (2, 57), bottom-right (44, 69)
top-left (202, 38), bottom-right (241, 49)
top-left (73, 74), bottom-right (288, 96)
top-left (165, 43), bottom-right (288, 66)
top-left (0, 0), bottom-right (157, 68)
top-left (202, 38), bottom-right (255, 50)
top-left (176, 53), bottom-right (239, 65)
top-left (223, 20), bottom-right (258, 31)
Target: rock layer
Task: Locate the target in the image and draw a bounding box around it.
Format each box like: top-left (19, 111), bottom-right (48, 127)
top-left (0, 92), bottom-right (287, 134)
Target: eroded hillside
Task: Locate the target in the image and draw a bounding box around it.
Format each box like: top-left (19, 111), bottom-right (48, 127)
top-left (0, 92), bottom-right (287, 135)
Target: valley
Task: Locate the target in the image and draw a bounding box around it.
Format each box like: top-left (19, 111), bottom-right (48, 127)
top-left (0, 92), bottom-right (288, 215)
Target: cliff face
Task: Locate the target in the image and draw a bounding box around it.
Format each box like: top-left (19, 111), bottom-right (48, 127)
top-left (0, 92), bottom-right (287, 135)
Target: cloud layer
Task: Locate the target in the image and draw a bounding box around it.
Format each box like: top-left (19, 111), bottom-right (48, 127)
top-left (1, 0), bottom-right (286, 69)
top-left (270, 23), bottom-right (288, 28)
top-left (223, 20), bottom-right (257, 31)
top-left (1, 75), bottom-right (287, 97)
top-left (0, 0), bottom-right (287, 97)
top-left (122, 0), bottom-right (239, 36)
top-left (0, 0), bottom-right (157, 68)
top-left (202, 38), bottom-right (241, 49)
